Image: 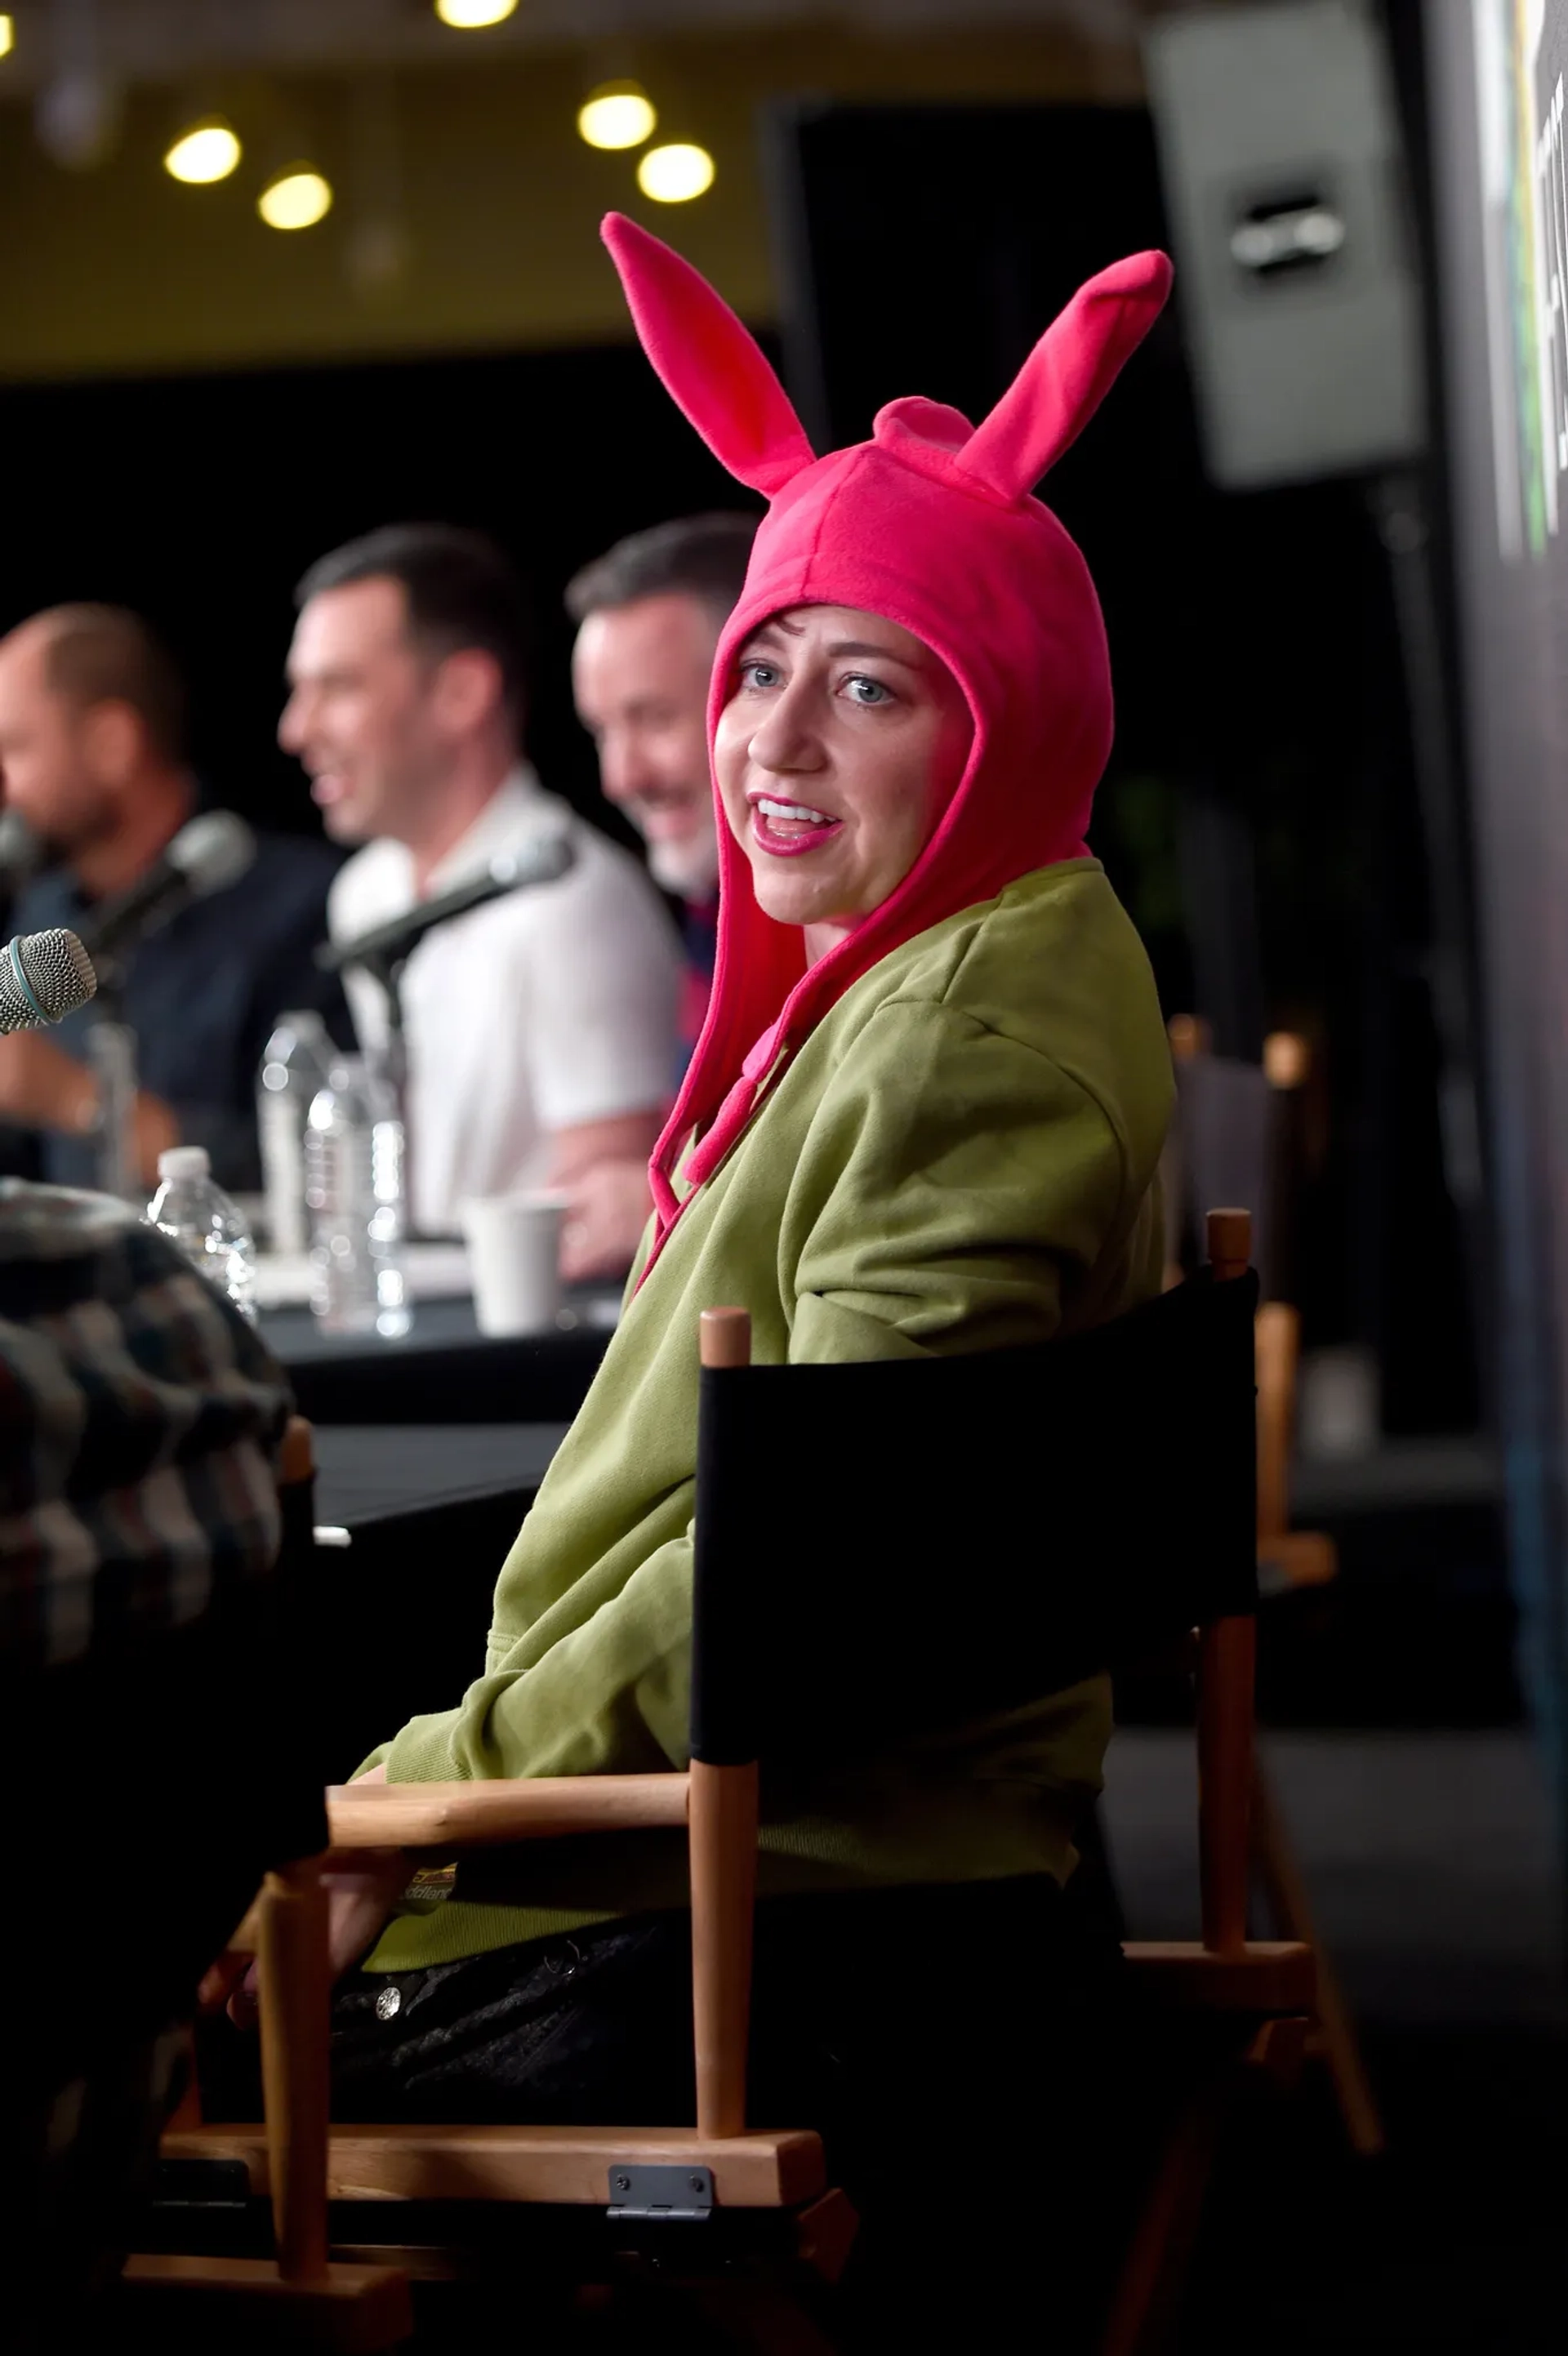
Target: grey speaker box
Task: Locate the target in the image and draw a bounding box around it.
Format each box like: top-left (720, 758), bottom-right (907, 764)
top-left (1143, 0), bottom-right (1425, 488)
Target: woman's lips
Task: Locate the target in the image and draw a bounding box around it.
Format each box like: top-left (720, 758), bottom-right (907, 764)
top-left (748, 792), bottom-right (843, 858)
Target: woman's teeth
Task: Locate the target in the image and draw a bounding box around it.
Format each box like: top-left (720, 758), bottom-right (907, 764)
top-left (757, 796), bottom-right (834, 826)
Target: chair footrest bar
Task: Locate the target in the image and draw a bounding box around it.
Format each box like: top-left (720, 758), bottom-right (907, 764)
top-left (1122, 1939), bottom-right (1316, 2013)
top-left (122, 2254), bottom-right (413, 2350)
top-left (164, 2123), bottom-right (826, 2211)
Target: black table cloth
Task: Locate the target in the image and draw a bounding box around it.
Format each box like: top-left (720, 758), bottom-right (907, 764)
top-left (261, 1294), bottom-right (614, 1427)
top-left (302, 1422), bottom-right (568, 1772)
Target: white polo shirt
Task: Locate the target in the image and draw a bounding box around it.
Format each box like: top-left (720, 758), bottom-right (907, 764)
top-left (328, 768), bottom-right (680, 1233)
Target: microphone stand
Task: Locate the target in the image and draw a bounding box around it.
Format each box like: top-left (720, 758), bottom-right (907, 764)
top-left (340, 946), bottom-right (417, 1239)
top-left (86, 969), bottom-right (142, 1205)
top-left (318, 834), bottom-right (576, 1245)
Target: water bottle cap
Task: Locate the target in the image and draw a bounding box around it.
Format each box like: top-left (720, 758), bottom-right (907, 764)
top-left (157, 1145), bottom-right (212, 1182)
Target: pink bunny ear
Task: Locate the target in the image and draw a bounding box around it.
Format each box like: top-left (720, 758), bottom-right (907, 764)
top-left (603, 214), bottom-right (815, 497)
top-left (957, 250), bottom-right (1173, 503)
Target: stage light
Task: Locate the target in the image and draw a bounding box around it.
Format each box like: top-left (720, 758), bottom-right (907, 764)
top-left (434, 0), bottom-right (518, 26)
top-left (0, 18), bottom-right (14, 62)
top-left (164, 117), bottom-right (240, 185)
top-left (259, 166), bottom-right (333, 231)
top-left (578, 82), bottom-right (656, 152)
top-left (637, 142), bottom-right (714, 204)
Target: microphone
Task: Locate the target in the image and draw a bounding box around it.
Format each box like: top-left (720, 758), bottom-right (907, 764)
top-left (0, 809), bottom-right (47, 892)
top-left (81, 811), bottom-right (256, 967)
top-left (318, 831), bottom-right (576, 974)
top-left (0, 927), bottom-right (98, 1037)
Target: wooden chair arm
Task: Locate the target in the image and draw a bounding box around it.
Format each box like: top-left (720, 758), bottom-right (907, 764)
top-left (325, 1771), bottom-right (691, 1851)
top-left (1122, 1939), bottom-right (1316, 2014)
top-left (1257, 1528), bottom-right (1339, 1596)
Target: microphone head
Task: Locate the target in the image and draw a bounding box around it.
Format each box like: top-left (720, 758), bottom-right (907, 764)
top-left (2, 927), bottom-right (97, 1029)
top-left (167, 810), bottom-right (256, 897)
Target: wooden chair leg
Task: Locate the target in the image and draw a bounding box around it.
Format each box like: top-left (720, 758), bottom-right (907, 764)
top-left (1250, 1761), bottom-right (1386, 2158)
top-left (1100, 2073), bottom-right (1228, 2356)
top-left (689, 1757), bottom-right (760, 2140)
top-left (128, 1856), bottom-right (413, 2345)
top-left (257, 1859), bottom-right (332, 2283)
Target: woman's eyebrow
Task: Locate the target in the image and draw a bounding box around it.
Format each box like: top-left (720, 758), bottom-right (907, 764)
top-left (826, 639), bottom-right (922, 668)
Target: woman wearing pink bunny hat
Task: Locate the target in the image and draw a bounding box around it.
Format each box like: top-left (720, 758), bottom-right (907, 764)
top-left (329, 216), bottom-right (1176, 2299)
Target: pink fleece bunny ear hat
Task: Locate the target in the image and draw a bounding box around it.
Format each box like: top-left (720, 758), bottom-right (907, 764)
top-left (600, 213), bottom-right (1173, 1258)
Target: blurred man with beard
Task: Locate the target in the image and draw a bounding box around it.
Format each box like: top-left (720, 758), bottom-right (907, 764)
top-left (562, 514), bottom-right (755, 1278)
top-left (0, 604), bottom-right (342, 1191)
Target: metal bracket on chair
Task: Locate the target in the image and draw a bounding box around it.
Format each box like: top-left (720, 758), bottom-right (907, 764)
top-left (607, 2163), bottom-right (715, 2221)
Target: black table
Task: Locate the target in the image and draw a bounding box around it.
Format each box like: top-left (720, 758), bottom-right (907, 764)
top-left (261, 1294), bottom-right (615, 1427)
top-left (303, 1422), bottom-right (569, 1770)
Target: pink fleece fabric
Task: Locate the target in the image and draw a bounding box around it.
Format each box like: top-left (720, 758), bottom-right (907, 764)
top-left (600, 213), bottom-right (1172, 1261)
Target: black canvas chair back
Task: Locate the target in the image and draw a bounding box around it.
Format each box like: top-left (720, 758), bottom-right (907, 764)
top-left (692, 1266), bottom-right (1259, 1772)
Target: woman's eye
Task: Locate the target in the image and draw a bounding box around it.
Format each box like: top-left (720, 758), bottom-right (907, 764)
top-left (740, 659), bottom-right (780, 691)
top-left (844, 675), bottom-right (893, 707)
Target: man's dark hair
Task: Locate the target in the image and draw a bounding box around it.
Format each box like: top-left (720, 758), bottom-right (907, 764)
top-left (38, 605), bottom-right (186, 766)
top-left (295, 523), bottom-right (528, 727)
top-left (564, 512), bottom-right (758, 629)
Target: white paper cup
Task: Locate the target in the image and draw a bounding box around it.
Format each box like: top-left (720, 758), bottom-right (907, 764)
top-left (460, 1191), bottom-right (567, 1337)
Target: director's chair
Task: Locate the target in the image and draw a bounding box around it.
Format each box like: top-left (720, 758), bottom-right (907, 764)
top-left (139, 1211), bottom-right (1315, 2352)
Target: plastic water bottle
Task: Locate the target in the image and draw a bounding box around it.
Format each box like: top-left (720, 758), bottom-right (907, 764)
top-left (257, 1009), bottom-right (332, 1256)
top-left (146, 1145), bottom-right (258, 1324)
top-left (305, 1056), bottom-right (412, 1338)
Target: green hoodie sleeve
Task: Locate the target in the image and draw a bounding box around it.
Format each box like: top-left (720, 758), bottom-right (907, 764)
top-left (786, 998), bottom-right (1139, 1359)
top-left (382, 998), bottom-right (1143, 1788)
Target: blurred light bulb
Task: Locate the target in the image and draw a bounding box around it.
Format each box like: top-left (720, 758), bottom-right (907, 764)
top-left (259, 167), bottom-right (333, 231)
top-left (165, 117), bottom-right (241, 185)
top-left (637, 142), bottom-right (715, 204)
top-left (435, 0), bottom-right (518, 25)
top-left (577, 82), bottom-right (656, 152)
top-left (0, 18), bottom-right (14, 62)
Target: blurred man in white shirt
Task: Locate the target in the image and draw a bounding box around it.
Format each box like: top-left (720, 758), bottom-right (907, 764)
top-left (279, 524), bottom-right (679, 1238)
top-left (561, 514), bottom-right (755, 1277)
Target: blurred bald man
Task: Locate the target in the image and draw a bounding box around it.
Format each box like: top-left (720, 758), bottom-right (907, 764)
top-left (0, 605), bottom-right (344, 1191)
top-left (562, 513), bottom-right (755, 1278)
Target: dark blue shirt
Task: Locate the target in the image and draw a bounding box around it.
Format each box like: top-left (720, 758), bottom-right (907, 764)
top-left (7, 831), bottom-right (350, 1194)
top-left (676, 894), bottom-right (718, 1083)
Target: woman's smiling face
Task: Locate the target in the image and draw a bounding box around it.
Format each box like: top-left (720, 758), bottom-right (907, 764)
top-left (713, 604), bottom-right (972, 959)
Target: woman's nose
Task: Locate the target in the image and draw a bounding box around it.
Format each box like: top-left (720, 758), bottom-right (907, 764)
top-left (748, 683), bottom-right (823, 775)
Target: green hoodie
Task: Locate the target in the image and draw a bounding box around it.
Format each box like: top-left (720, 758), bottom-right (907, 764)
top-left (367, 858), bottom-right (1171, 1971)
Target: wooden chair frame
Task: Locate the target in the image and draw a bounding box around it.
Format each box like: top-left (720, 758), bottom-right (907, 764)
top-left (142, 1212), bottom-right (1317, 2354)
top-left (1164, 1022), bottom-right (1384, 2162)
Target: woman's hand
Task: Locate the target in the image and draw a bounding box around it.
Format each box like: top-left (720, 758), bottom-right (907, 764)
top-left (213, 1761), bottom-right (409, 2026)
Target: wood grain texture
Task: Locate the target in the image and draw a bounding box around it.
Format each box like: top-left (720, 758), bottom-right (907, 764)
top-left (699, 1307), bottom-right (753, 1369)
top-left (689, 1757), bottom-right (760, 2139)
top-left (1121, 1939), bottom-right (1316, 2014)
top-left (163, 2123), bottom-right (827, 2210)
top-left (326, 1773), bottom-right (690, 1850)
top-left (256, 1861), bottom-right (331, 2284)
top-left (122, 2254), bottom-right (412, 2349)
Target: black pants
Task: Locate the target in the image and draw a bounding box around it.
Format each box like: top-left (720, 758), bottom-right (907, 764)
top-left (329, 1869), bottom-right (1129, 2345)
